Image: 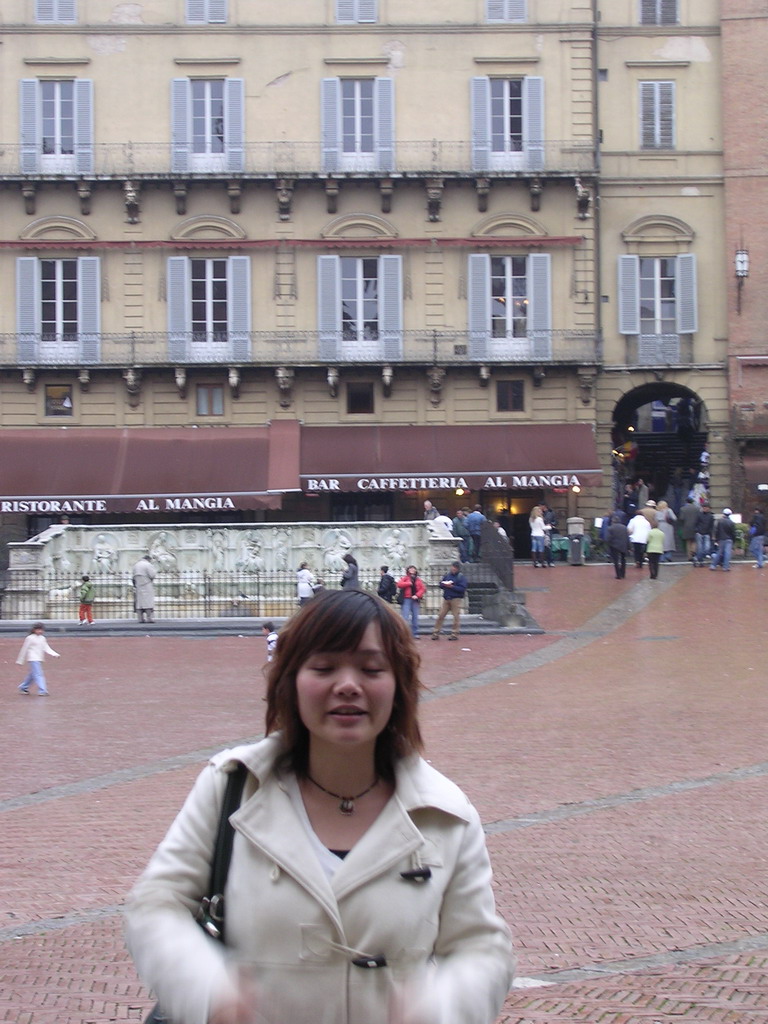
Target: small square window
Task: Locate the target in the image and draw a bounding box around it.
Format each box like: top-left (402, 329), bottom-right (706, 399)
top-left (196, 384), bottom-right (225, 416)
top-left (346, 382), bottom-right (374, 415)
top-left (497, 380), bottom-right (524, 413)
top-left (45, 384), bottom-right (73, 417)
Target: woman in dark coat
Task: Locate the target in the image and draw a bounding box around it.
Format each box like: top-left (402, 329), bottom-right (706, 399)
top-left (340, 552), bottom-right (360, 589)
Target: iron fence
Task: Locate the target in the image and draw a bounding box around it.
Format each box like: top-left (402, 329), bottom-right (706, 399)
top-left (2, 569), bottom-right (459, 621)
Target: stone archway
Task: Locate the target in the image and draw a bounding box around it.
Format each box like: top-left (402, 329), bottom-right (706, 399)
top-left (611, 383), bottom-right (709, 513)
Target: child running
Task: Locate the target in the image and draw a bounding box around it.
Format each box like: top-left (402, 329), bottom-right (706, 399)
top-left (17, 622), bottom-right (60, 696)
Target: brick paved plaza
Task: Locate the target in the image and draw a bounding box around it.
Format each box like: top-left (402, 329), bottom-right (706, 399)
top-left (2, 561), bottom-right (768, 1024)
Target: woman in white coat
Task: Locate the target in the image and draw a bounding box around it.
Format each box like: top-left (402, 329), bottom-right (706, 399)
top-left (124, 589), bottom-right (514, 1024)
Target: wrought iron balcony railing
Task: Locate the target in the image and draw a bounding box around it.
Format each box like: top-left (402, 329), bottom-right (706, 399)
top-left (0, 140), bottom-right (598, 179)
top-left (2, 329), bottom-right (601, 368)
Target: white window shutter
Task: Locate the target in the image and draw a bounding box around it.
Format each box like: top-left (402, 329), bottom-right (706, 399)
top-left (379, 255), bottom-right (403, 360)
top-left (171, 79), bottom-right (191, 173)
top-left (375, 78), bottom-right (395, 173)
top-left (676, 254), bottom-right (698, 334)
top-left (74, 79), bottom-right (94, 174)
top-left (207, 0), bottom-right (228, 22)
top-left (486, 0), bottom-right (506, 20)
top-left (523, 77), bottom-right (545, 171)
top-left (357, 0), bottom-right (377, 22)
top-left (186, 0), bottom-right (206, 23)
top-left (228, 256), bottom-right (251, 360)
top-left (225, 78), bottom-right (245, 172)
top-left (658, 82), bottom-right (675, 148)
top-left (528, 253), bottom-right (552, 358)
top-left (78, 256), bottom-right (101, 362)
top-left (16, 257), bottom-right (40, 363)
top-left (318, 256), bottom-right (341, 360)
top-left (20, 80), bottom-right (40, 174)
top-left (321, 79), bottom-right (341, 173)
top-left (471, 77), bottom-right (491, 172)
top-left (36, 0), bottom-right (56, 20)
top-left (468, 254), bottom-right (491, 359)
top-left (57, 0), bottom-right (77, 21)
top-left (167, 256), bottom-right (191, 361)
top-left (507, 0), bottom-right (527, 19)
top-left (336, 0), bottom-right (356, 21)
top-left (660, 0), bottom-right (678, 24)
top-left (618, 255), bottom-right (640, 335)
top-left (640, 82), bottom-right (656, 147)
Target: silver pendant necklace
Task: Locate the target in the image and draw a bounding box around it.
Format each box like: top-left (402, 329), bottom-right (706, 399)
top-left (307, 775), bottom-right (378, 815)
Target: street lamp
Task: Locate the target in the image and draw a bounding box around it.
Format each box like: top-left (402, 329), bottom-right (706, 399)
top-left (735, 249), bottom-right (749, 314)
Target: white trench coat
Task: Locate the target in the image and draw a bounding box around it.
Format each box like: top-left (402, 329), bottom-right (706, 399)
top-left (124, 735), bottom-right (514, 1024)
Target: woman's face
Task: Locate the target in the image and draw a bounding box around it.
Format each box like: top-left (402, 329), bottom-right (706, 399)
top-left (295, 622), bottom-right (396, 754)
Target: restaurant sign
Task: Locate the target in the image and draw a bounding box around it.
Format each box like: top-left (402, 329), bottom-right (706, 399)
top-left (304, 474), bottom-right (584, 492)
top-left (0, 495), bottom-right (239, 514)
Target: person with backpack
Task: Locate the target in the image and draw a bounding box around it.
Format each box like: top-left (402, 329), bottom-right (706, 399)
top-left (376, 565), bottom-right (396, 603)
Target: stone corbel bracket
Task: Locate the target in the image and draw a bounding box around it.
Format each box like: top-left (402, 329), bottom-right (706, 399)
top-left (174, 367), bottom-right (187, 399)
top-left (528, 177), bottom-right (543, 212)
top-left (173, 182), bottom-right (188, 216)
top-left (78, 180), bottom-right (93, 216)
top-left (122, 367), bottom-right (142, 407)
top-left (427, 365), bottom-right (445, 406)
top-left (327, 366), bottom-right (339, 398)
top-left (426, 178), bottom-right (444, 222)
top-left (382, 364), bottom-right (393, 397)
top-left (78, 368), bottom-right (91, 392)
top-left (123, 180), bottom-right (140, 223)
top-left (577, 367), bottom-right (596, 404)
top-left (325, 178), bottom-right (340, 214)
top-left (228, 366), bottom-right (241, 399)
top-left (22, 182), bottom-right (37, 216)
top-left (575, 178), bottom-right (592, 220)
top-left (22, 368), bottom-right (36, 392)
top-left (275, 366), bottom-right (294, 408)
top-left (275, 179), bottom-right (294, 221)
top-left (379, 178), bottom-right (394, 214)
top-left (228, 180), bottom-right (242, 215)
top-left (475, 177), bottom-right (491, 213)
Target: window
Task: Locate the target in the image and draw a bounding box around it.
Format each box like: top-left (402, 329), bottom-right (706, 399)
top-left (486, 0), bottom-right (526, 23)
top-left (321, 78), bottom-right (394, 172)
top-left (19, 79), bottom-right (93, 174)
top-left (167, 255), bottom-right (251, 361)
top-left (346, 382), bottom-right (375, 414)
top-left (336, 0), bottom-right (377, 23)
top-left (45, 385), bottom-right (74, 417)
top-left (497, 380), bottom-right (524, 413)
top-left (618, 254), bottom-right (698, 360)
top-left (35, 0), bottom-right (76, 23)
top-left (640, 0), bottom-right (678, 25)
top-left (471, 76), bottom-right (544, 171)
top-left (16, 256), bottom-right (101, 364)
top-left (171, 78), bottom-right (244, 173)
top-left (196, 384), bottom-right (225, 416)
top-left (640, 82), bottom-right (675, 149)
top-left (468, 252), bottom-right (552, 360)
top-left (186, 0), bottom-right (227, 23)
top-left (318, 254), bottom-right (403, 361)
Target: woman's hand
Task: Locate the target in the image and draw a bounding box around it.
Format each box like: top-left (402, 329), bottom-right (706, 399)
top-left (208, 971), bottom-right (260, 1024)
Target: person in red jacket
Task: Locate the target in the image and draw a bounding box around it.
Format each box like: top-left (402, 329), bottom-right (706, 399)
top-left (396, 565), bottom-right (426, 639)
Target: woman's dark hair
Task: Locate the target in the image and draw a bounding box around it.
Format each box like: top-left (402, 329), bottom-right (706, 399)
top-left (265, 589), bottom-right (423, 780)
top-left (342, 553), bottom-right (358, 566)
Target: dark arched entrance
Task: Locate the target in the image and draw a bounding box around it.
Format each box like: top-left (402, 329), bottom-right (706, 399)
top-left (612, 383), bottom-right (709, 513)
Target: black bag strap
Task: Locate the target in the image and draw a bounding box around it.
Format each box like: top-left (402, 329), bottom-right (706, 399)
top-left (198, 762), bottom-right (248, 944)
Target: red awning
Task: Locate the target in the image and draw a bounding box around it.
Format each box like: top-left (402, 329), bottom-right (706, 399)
top-left (0, 422), bottom-right (301, 514)
top-left (300, 423), bottom-right (602, 492)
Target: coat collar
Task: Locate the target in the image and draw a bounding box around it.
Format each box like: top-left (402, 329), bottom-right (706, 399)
top-left (212, 737), bottom-right (472, 917)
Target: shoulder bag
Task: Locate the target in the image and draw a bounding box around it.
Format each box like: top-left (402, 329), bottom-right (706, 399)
top-left (144, 762), bottom-right (248, 1024)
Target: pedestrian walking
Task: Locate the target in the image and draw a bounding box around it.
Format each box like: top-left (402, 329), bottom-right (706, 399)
top-left (431, 561), bottom-right (468, 640)
top-left (606, 513), bottom-right (629, 579)
top-left (396, 565), bottom-right (426, 638)
top-left (132, 554), bottom-right (156, 623)
top-left (340, 552), bottom-right (360, 589)
top-left (646, 525), bottom-right (664, 579)
top-left (710, 508), bottom-right (736, 571)
top-left (262, 621), bottom-right (279, 662)
top-left (749, 508), bottom-right (766, 569)
top-left (296, 562), bottom-right (316, 605)
top-left (376, 565), bottom-right (396, 603)
top-left (124, 589), bottom-right (514, 1024)
top-left (78, 574), bottom-right (95, 624)
top-left (16, 622), bottom-right (60, 696)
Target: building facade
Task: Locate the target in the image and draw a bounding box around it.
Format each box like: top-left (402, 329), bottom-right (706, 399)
top-left (0, 0), bottom-right (728, 556)
top-left (722, 0), bottom-right (768, 509)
